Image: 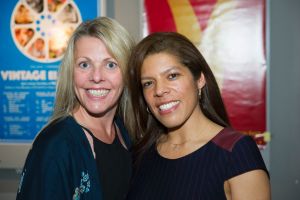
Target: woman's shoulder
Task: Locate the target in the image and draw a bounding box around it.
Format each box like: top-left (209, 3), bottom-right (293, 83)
top-left (213, 128), bottom-right (268, 179)
top-left (31, 116), bottom-right (81, 156)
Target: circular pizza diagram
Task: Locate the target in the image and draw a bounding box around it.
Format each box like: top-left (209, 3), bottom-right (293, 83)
top-left (11, 0), bottom-right (82, 63)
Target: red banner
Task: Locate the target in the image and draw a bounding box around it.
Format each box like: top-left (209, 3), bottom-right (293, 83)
top-left (144, 0), bottom-right (267, 147)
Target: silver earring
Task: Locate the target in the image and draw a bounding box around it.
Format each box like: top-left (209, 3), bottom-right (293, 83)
top-left (198, 89), bottom-right (201, 98)
top-left (147, 107), bottom-right (150, 113)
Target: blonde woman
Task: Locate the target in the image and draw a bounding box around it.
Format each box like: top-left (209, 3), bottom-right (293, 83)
top-left (17, 17), bottom-right (135, 200)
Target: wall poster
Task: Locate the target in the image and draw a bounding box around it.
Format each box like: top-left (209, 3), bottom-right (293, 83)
top-left (0, 0), bottom-right (99, 143)
top-left (144, 0), bottom-right (268, 149)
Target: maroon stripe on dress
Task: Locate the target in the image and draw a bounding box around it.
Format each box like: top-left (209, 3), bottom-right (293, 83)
top-left (212, 128), bottom-right (245, 152)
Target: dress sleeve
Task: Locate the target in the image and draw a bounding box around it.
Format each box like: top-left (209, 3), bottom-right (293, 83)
top-left (226, 135), bottom-right (269, 180)
top-left (16, 146), bottom-right (73, 199)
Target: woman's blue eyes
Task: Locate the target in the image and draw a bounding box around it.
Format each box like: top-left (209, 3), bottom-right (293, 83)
top-left (79, 62), bottom-right (89, 69)
top-left (106, 62), bottom-right (117, 69)
top-left (78, 61), bottom-right (117, 69)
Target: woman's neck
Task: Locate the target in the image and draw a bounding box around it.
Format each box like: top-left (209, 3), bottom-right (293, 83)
top-left (166, 109), bottom-right (214, 143)
top-left (72, 106), bottom-right (116, 139)
top-left (157, 112), bottom-right (223, 159)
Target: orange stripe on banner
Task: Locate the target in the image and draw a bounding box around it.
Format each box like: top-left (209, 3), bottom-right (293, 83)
top-left (167, 0), bottom-right (201, 44)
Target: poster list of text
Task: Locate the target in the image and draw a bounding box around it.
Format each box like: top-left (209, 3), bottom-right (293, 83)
top-left (0, 67), bottom-right (58, 142)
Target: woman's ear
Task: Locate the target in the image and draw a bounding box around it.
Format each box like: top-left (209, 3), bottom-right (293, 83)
top-left (197, 72), bottom-right (206, 90)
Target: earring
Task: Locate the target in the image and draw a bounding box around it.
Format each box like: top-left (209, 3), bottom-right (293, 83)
top-left (198, 88), bottom-right (201, 99)
top-left (147, 107), bottom-right (150, 113)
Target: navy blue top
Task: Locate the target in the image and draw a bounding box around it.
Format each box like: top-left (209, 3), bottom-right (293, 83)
top-left (16, 116), bottom-right (131, 200)
top-left (126, 128), bottom-right (268, 200)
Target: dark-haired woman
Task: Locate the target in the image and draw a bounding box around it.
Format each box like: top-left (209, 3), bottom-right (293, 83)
top-left (126, 32), bottom-right (270, 200)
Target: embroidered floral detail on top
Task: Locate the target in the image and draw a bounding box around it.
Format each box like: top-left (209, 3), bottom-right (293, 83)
top-left (73, 171), bottom-right (91, 200)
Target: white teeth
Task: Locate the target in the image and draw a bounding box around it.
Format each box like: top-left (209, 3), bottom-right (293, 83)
top-left (159, 101), bottom-right (179, 111)
top-left (88, 89), bottom-right (109, 97)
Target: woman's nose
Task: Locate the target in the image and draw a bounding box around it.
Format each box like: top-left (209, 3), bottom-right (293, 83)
top-left (154, 81), bottom-right (170, 97)
top-left (90, 66), bottom-right (104, 83)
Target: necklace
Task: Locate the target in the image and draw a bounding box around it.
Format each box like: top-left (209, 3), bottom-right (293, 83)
top-left (158, 129), bottom-right (208, 152)
top-left (164, 136), bottom-right (206, 151)
top-left (168, 140), bottom-right (192, 151)
top-left (157, 135), bottom-right (194, 151)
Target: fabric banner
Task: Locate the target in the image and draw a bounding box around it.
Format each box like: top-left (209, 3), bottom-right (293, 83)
top-left (144, 0), bottom-right (268, 148)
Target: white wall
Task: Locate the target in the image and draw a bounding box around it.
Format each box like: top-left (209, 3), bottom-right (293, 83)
top-left (114, 0), bottom-right (142, 41)
top-left (268, 0), bottom-right (300, 199)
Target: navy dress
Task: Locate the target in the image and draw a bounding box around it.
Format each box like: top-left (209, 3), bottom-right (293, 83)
top-left (16, 116), bottom-right (131, 200)
top-left (126, 128), bottom-right (268, 200)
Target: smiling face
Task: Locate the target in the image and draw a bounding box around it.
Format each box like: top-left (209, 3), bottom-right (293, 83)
top-left (73, 36), bottom-right (123, 117)
top-left (141, 52), bottom-right (204, 129)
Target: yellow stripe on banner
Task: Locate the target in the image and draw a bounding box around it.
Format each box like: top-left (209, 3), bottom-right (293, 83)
top-left (167, 0), bottom-right (202, 45)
